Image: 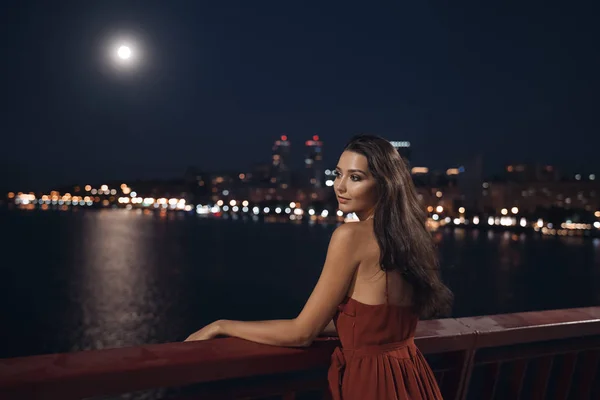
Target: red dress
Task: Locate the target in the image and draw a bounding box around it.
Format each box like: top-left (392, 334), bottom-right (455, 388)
top-left (327, 288), bottom-right (443, 399)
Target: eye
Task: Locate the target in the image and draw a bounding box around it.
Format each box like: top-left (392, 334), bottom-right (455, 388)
top-left (350, 175), bottom-right (361, 181)
top-left (333, 170), bottom-right (341, 178)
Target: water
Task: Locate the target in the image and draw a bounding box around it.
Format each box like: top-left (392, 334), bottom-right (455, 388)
top-left (1, 209), bottom-right (599, 359)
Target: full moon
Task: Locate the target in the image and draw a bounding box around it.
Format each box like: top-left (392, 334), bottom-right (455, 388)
top-left (117, 45), bottom-right (132, 60)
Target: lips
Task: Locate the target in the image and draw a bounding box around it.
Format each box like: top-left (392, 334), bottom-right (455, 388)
top-left (337, 196), bottom-right (350, 203)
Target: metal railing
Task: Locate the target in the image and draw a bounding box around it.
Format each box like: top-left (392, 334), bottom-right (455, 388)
top-left (1, 307), bottom-right (599, 399)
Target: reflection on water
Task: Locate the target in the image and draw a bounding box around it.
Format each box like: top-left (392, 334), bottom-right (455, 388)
top-left (76, 211), bottom-right (155, 351)
top-left (1, 209), bottom-right (599, 360)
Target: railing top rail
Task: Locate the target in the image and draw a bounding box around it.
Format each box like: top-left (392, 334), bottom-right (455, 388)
top-left (1, 306), bottom-right (599, 399)
top-left (455, 307), bottom-right (600, 347)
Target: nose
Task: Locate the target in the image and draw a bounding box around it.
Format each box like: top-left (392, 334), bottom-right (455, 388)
top-left (335, 177), bottom-right (347, 194)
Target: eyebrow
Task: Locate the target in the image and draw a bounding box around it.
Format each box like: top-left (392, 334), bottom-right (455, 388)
top-left (335, 166), bottom-right (367, 175)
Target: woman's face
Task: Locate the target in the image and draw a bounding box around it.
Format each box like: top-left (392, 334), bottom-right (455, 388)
top-left (333, 151), bottom-right (378, 217)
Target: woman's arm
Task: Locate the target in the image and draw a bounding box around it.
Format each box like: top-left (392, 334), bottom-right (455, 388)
top-left (191, 224), bottom-right (358, 346)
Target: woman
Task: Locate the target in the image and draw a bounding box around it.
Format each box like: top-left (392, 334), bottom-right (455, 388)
top-left (186, 134), bottom-right (453, 399)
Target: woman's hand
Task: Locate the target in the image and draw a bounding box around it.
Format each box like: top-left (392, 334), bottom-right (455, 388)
top-left (184, 320), bottom-right (223, 342)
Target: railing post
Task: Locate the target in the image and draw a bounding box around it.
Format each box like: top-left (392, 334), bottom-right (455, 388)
top-left (454, 329), bottom-right (479, 400)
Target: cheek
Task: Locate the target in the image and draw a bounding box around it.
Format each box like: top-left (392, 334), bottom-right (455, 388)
top-left (352, 182), bottom-right (376, 203)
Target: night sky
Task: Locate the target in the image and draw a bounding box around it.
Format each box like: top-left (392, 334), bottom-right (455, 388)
top-left (1, 1), bottom-right (598, 191)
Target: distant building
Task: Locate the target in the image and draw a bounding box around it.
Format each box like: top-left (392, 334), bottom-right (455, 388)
top-left (389, 141), bottom-right (411, 164)
top-left (271, 135), bottom-right (291, 187)
top-left (481, 179), bottom-right (600, 215)
top-left (459, 155), bottom-right (484, 213)
top-left (304, 135), bottom-right (323, 188)
top-left (249, 163), bottom-right (272, 185)
top-left (505, 164), bottom-right (559, 183)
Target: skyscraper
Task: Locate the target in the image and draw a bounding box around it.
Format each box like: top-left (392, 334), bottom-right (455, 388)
top-left (271, 135), bottom-right (291, 187)
top-left (305, 135), bottom-right (323, 188)
top-left (390, 141), bottom-right (411, 164)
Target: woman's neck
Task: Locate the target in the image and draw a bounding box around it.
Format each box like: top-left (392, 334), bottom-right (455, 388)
top-left (356, 211), bottom-right (374, 221)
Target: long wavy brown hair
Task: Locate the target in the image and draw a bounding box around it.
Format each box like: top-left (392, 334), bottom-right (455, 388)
top-left (344, 134), bottom-right (453, 318)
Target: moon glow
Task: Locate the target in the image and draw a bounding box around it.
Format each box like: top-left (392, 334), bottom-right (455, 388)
top-left (117, 45), bottom-right (132, 60)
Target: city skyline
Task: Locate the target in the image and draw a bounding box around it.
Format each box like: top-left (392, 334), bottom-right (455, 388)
top-left (3, 132), bottom-right (599, 193)
top-left (1, 2), bottom-right (598, 191)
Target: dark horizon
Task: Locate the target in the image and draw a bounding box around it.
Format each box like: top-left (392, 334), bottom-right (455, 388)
top-left (1, 1), bottom-right (599, 192)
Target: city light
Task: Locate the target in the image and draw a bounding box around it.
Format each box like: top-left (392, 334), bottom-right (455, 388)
top-left (411, 167), bottom-right (429, 174)
top-left (458, 207), bottom-right (465, 214)
top-left (501, 208), bottom-right (508, 215)
top-left (436, 191), bottom-right (442, 198)
top-left (520, 218), bottom-right (527, 227)
top-left (511, 207), bottom-right (519, 214)
top-left (436, 206), bottom-right (443, 213)
top-left (196, 205), bottom-right (210, 215)
top-left (473, 216), bottom-right (480, 225)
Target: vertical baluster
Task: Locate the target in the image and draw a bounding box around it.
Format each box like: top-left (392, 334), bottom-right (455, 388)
top-left (479, 362), bottom-right (501, 399)
top-left (436, 370), bottom-right (446, 392)
top-left (454, 347), bottom-right (477, 400)
top-left (554, 352), bottom-right (578, 400)
top-left (507, 359), bottom-right (528, 399)
top-left (530, 355), bottom-right (554, 400)
top-left (574, 350), bottom-right (599, 400)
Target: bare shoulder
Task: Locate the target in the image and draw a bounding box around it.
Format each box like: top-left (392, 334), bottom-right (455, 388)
top-left (331, 221), bottom-right (359, 240)
top-left (330, 221), bottom-right (372, 247)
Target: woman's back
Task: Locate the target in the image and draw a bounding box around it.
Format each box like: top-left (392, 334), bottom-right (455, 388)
top-left (327, 220), bottom-right (443, 400)
top-left (344, 219), bottom-right (413, 308)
